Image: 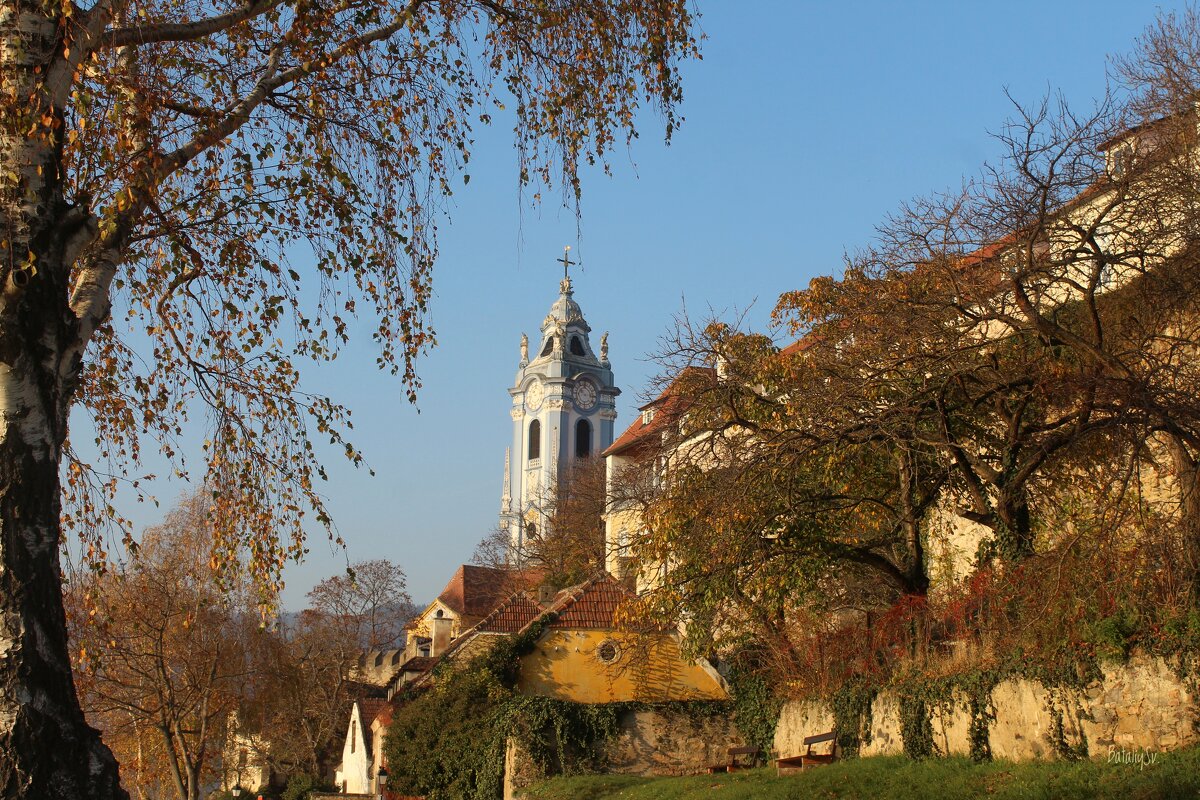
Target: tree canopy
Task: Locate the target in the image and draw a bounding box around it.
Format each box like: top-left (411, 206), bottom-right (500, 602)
top-left (0, 1), bottom-right (699, 796)
top-left (612, 7), bottom-right (1200, 691)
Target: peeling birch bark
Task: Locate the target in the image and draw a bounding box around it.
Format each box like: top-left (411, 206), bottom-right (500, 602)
top-left (0, 1), bottom-right (126, 796)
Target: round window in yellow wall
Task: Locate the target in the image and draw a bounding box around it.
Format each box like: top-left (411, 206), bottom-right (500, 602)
top-left (596, 639), bottom-right (620, 664)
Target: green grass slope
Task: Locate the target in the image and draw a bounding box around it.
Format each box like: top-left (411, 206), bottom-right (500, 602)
top-left (522, 748), bottom-right (1200, 800)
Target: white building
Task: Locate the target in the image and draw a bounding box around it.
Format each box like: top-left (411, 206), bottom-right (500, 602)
top-left (333, 698), bottom-right (387, 794)
top-left (500, 259), bottom-right (619, 563)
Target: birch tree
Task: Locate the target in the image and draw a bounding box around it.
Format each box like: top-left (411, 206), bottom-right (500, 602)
top-left (0, 0), bottom-right (697, 796)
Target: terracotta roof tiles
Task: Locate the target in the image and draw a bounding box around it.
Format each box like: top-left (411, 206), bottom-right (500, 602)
top-left (372, 700), bottom-right (396, 729)
top-left (603, 367), bottom-right (715, 458)
top-left (357, 698), bottom-right (388, 752)
top-left (435, 564), bottom-right (543, 618)
top-left (543, 572), bottom-right (633, 630)
top-left (475, 591), bottom-right (545, 634)
top-left (398, 656), bottom-right (438, 674)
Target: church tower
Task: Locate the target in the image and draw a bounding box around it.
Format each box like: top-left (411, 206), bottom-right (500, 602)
top-left (500, 251), bottom-right (619, 564)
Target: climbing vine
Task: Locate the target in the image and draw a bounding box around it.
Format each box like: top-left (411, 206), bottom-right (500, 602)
top-left (830, 681), bottom-right (875, 758)
top-left (958, 671), bottom-right (998, 763)
top-left (383, 617), bottom-right (733, 800)
top-left (725, 664), bottom-right (783, 756)
top-left (506, 695), bottom-right (622, 776)
top-left (1045, 688), bottom-right (1090, 761)
top-left (893, 677), bottom-right (954, 761)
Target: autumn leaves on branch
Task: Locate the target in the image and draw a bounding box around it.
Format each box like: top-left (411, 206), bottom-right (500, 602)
top-left (614, 8), bottom-right (1200, 669)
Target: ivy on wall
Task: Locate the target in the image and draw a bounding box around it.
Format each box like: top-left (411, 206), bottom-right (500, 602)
top-left (958, 671), bottom-right (998, 763)
top-left (383, 618), bottom-right (735, 800)
top-left (830, 681), bottom-right (875, 758)
top-left (725, 665), bottom-right (782, 756)
top-left (897, 692), bottom-right (939, 760)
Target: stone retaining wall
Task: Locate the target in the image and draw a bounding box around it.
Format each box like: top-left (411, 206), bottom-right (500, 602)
top-left (776, 654), bottom-right (1198, 761)
top-left (601, 708), bottom-right (746, 775)
top-left (505, 705), bottom-right (743, 799)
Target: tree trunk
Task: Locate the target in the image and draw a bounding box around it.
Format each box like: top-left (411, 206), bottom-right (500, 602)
top-left (1, 2), bottom-right (126, 794)
top-left (0, 283), bottom-right (128, 798)
top-left (897, 451), bottom-right (930, 596)
top-left (1164, 434), bottom-right (1200, 600)
top-left (993, 492), bottom-right (1034, 562)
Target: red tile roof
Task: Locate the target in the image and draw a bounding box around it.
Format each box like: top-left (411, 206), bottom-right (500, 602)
top-left (372, 699), bottom-right (397, 729)
top-left (436, 564), bottom-right (543, 618)
top-left (543, 572), bottom-right (633, 630)
top-left (779, 336), bottom-right (819, 356)
top-left (398, 656), bottom-right (438, 674)
top-left (357, 698), bottom-right (388, 752)
top-left (476, 591), bottom-right (545, 634)
top-left (603, 367), bottom-right (716, 458)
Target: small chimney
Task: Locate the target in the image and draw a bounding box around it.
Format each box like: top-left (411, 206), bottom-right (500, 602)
top-left (537, 584), bottom-right (557, 606)
top-left (429, 611), bottom-right (453, 658)
top-left (404, 632), bottom-right (420, 662)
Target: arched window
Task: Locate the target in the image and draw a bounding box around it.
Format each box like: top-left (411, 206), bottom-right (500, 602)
top-left (575, 418), bottom-right (591, 458)
top-left (570, 335), bottom-right (586, 356)
top-left (528, 419), bottom-right (541, 460)
top-left (525, 521), bottom-right (537, 542)
top-left (540, 337), bottom-right (554, 357)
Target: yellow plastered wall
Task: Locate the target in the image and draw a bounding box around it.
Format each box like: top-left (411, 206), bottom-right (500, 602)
top-left (408, 600), bottom-right (474, 639)
top-left (517, 629), bottom-right (727, 703)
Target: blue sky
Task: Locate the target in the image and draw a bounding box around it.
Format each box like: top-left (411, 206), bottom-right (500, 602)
top-left (97, 1), bottom-right (1193, 608)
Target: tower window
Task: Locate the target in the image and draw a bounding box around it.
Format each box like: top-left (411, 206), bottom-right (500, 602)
top-left (575, 418), bottom-right (591, 458)
top-left (570, 336), bottom-right (586, 356)
top-left (540, 337), bottom-right (554, 357)
top-left (525, 521), bottom-right (537, 542)
top-left (528, 420), bottom-right (541, 460)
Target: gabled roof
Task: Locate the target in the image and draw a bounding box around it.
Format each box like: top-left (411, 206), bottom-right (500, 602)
top-left (358, 697), bottom-right (387, 723)
top-left (425, 590), bottom-right (548, 667)
top-left (542, 572), bottom-right (633, 630)
top-left (431, 564), bottom-right (543, 619)
top-left (393, 591), bottom-right (541, 680)
top-left (356, 698), bottom-right (388, 753)
top-left (415, 573), bottom-right (634, 663)
top-left (371, 700), bottom-right (397, 730)
top-left (603, 367), bottom-right (716, 458)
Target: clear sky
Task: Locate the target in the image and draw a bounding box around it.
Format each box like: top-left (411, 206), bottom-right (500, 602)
top-left (94, 1), bottom-right (1194, 609)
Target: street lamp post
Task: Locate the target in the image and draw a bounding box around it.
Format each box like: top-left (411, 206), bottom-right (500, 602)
top-left (376, 765), bottom-right (389, 800)
top-left (231, 785), bottom-right (242, 798)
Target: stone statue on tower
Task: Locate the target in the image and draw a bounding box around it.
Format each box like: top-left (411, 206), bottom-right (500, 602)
top-left (498, 248), bottom-right (620, 566)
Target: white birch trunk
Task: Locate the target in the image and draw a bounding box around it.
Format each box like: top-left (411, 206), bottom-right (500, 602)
top-left (0, 2), bottom-right (126, 797)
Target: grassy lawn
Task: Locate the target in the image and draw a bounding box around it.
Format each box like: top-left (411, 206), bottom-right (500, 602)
top-left (521, 748), bottom-right (1200, 800)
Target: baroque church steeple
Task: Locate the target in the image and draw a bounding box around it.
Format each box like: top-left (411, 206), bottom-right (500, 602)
top-left (500, 250), bottom-right (619, 564)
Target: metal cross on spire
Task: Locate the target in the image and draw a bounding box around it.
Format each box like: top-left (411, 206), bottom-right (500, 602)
top-left (557, 246), bottom-right (575, 286)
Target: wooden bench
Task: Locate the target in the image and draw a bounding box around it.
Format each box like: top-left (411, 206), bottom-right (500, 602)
top-left (706, 745), bottom-right (761, 773)
top-left (776, 730), bottom-right (837, 775)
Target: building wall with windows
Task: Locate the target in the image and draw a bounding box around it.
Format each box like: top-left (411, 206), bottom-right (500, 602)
top-left (501, 268), bottom-right (619, 563)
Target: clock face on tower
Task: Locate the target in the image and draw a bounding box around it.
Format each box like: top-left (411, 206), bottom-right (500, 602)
top-left (574, 380), bottom-right (597, 411)
top-left (525, 380), bottom-right (545, 410)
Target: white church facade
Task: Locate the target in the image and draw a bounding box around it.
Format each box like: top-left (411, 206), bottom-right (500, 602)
top-left (499, 252), bottom-right (619, 564)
